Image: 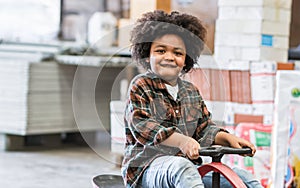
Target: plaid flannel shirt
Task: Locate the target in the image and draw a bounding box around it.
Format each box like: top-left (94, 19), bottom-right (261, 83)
top-left (121, 72), bottom-right (225, 187)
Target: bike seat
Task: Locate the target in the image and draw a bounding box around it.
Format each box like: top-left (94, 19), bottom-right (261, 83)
top-left (92, 174), bottom-right (123, 188)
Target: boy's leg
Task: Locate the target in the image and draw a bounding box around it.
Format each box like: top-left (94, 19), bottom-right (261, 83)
top-left (202, 167), bottom-right (263, 188)
top-left (231, 167), bottom-right (263, 188)
top-left (140, 156), bottom-right (204, 188)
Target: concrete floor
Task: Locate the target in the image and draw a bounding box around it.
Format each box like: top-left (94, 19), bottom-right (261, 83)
top-left (0, 133), bottom-right (122, 188)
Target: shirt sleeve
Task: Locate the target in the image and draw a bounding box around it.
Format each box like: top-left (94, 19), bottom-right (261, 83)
top-left (125, 79), bottom-right (182, 146)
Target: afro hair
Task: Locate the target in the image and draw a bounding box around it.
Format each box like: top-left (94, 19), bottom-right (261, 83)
top-left (130, 10), bottom-right (207, 73)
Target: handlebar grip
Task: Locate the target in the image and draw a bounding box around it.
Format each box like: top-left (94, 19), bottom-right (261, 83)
top-left (199, 146), bottom-right (252, 157)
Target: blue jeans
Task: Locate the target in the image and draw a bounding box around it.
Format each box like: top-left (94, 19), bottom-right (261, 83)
top-left (140, 156), bottom-right (263, 188)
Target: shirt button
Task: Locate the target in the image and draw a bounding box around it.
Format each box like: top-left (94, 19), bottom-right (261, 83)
top-left (175, 110), bottom-right (179, 113)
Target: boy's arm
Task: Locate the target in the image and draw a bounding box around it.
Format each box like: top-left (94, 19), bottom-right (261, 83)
top-left (161, 132), bottom-right (200, 160)
top-left (126, 78), bottom-right (182, 146)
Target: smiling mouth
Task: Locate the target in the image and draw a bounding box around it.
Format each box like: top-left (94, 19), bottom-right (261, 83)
top-left (159, 63), bottom-right (177, 68)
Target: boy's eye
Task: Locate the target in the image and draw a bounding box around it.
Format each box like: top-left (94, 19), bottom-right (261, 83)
top-left (155, 49), bottom-right (165, 54)
top-left (174, 52), bottom-right (183, 56)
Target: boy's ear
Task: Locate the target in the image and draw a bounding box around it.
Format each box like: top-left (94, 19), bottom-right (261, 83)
top-left (145, 58), bottom-right (150, 63)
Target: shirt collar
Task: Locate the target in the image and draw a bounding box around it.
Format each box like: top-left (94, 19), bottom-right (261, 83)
top-left (145, 71), bottom-right (188, 99)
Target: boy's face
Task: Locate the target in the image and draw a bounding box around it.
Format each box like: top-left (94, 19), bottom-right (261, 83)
top-left (149, 34), bottom-right (186, 86)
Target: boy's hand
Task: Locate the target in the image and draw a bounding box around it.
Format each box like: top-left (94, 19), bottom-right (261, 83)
top-left (229, 135), bottom-right (256, 157)
top-left (215, 131), bottom-right (256, 157)
top-left (179, 136), bottom-right (201, 160)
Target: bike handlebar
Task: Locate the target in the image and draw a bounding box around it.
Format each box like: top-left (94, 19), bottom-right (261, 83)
top-left (199, 146), bottom-right (252, 157)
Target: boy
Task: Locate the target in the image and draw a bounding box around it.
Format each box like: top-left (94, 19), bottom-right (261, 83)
top-left (122, 10), bottom-right (262, 188)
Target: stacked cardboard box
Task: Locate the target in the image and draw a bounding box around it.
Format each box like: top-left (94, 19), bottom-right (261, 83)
top-left (183, 68), bottom-right (211, 101)
top-left (215, 0), bottom-right (292, 62)
top-left (0, 60), bottom-right (77, 135)
top-left (187, 61), bottom-right (295, 125)
top-left (206, 1), bottom-right (294, 185)
top-left (206, 0), bottom-right (293, 125)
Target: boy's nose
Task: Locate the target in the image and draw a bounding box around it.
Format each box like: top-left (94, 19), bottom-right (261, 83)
top-left (164, 51), bottom-right (174, 61)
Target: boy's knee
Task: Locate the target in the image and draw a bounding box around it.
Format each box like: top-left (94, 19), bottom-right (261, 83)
top-left (170, 157), bottom-right (195, 172)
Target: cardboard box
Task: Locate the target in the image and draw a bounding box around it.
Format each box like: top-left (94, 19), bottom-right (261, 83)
top-left (230, 71), bottom-right (251, 103)
top-left (117, 18), bottom-right (134, 48)
top-left (210, 69), bottom-right (231, 101)
top-left (250, 61), bottom-right (277, 74)
top-left (252, 102), bottom-right (274, 115)
top-left (227, 60), bottom-right (250, 71)
top-left (233, 103), bottom-right (253, 114)
top-left (241, 71), bottom-right (252, 103)
top-left (184, 68), bottom-right (212, 101)
top-left (277, 62), bottom-right (295, 70)
top-left (295, 61), bottom-right (300, 70)
top-left (248, 61), bottom-right (295, 103)
top-left (216, 19), bottom-right (290, 36)
top-left (242, 47), bottom-right (288, 62)
top-left (252, 102), bottom-right (274, 125)
top-left (234, 114), bottom-right (263, 124)
top-left (205, 101), bottom-right (234, 124)
top-left (130, 0), bottom-right (171, 20)
top-left (229, 70), bottom-right (240, 103)
top-left (196, 55), bottom-right (221, 69)
top-left (215, 33), bottom-right (289, 49)
top-left (250, 74), bottom-right (276, 102)
top-left (214, 46), bottom-right (288, 62)
top-left (218, 7), bottom-right (291, 23)
top-left (218, 0), bottom-right (292, 9)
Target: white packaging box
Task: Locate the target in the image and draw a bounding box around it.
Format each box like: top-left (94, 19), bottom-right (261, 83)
top-left (196, 55), bottom-right (221, 69)
top-left (227, 60), bottom-right (250, 71)
top-left (232, 103), bottom-right (253, 115)
top-left (218, 7), bottom-right (291, 23)
top-left (250, 60), bottom-right (277, 74)
top-left (250, 74), bottom-right (276, 102)
top-left (216, 19), bottom-right (290, 36)
top-left (250, 61), bottom-right (277, 103)
top-left (262, 114), bottom-right (273, 125)
top-left (205, 101), bottom-right (235, 124)
top-left (252, 102), bottom-right (274, 125)
top-left (117, 18), bottom-right (134, 48)
top-left (218, 0), bottom-right (292, 9)
top-left (252, 102), bottom-right (274, 115)
top-left (110, 100), bottom-right (126, 154)
top-left (197, 55), bottom-right (250, 71)
top-left (215, 33), bottom-right (289, 49)
top-left (130, 0), bottom-right (170, 20)
top-left (130, 0), bottom-right (156, 19)
top-left (294, 61), bottom-right (300, 70)
top-left (214, 46), bottom-right (288, 62)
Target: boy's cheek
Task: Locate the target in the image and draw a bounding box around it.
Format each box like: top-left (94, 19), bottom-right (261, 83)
top-left (176, 61), bottom-right (185, 68)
